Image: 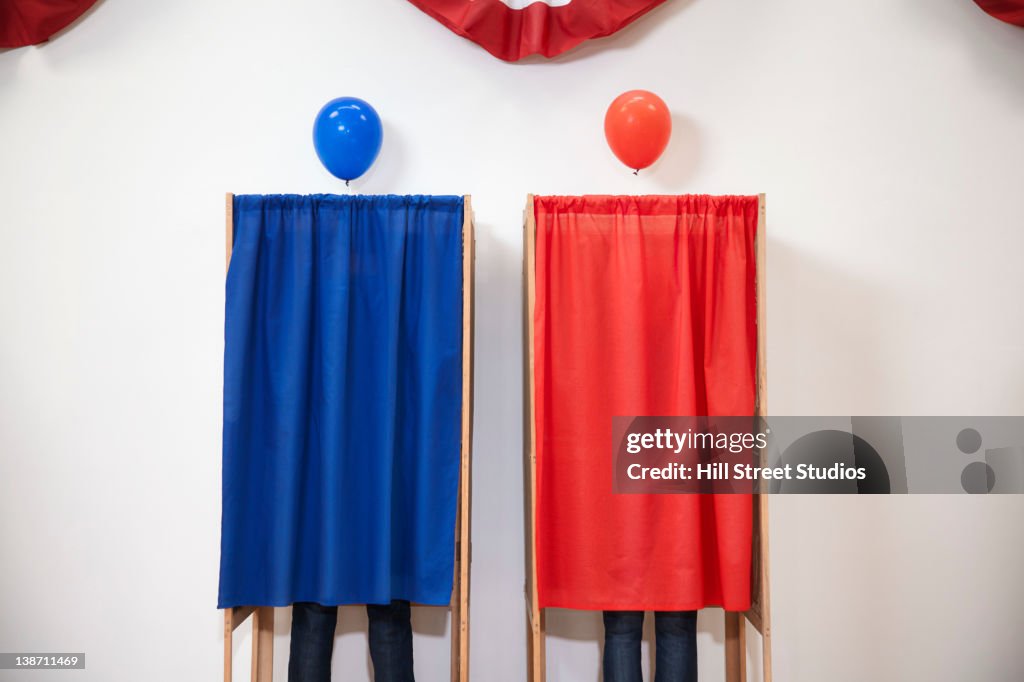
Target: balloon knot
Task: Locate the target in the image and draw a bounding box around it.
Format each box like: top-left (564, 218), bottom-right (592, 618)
top-left (633, 169), bottom-right (639, 176)
top-left (345, 180), bottom-right (350, 188)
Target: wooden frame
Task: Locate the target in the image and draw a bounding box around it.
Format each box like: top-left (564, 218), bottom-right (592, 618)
top-left (522, 193), bottom-right (771, 682)
top-left (222, 193), bottom-right (474, 682)
top-left (451, 195), bottom-right (475, 682)
top-left (523, 195), bottom-right (545, 682)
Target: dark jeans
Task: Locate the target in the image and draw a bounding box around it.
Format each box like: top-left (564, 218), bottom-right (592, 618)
top-left (288, 600), bottom-right (414, 682)
top-left (603, 610), bottom-right (697, 682)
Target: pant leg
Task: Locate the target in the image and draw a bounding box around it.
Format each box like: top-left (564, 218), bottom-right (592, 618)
top-left (367, 599), bottom-right (415, 682)
top-left (288, 602), bottom-right (338, 682)
top-left (603, 610), bottom-right (644, 682)
top-left (653, 611), bottom-right (698, 682)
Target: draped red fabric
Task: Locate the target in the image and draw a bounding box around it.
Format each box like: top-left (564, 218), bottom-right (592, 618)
top-left (533, 195), bottom-right (758, 611)
top-left (975, 0), bottom-right (1024, 26)
top-left (0, 0), bottom-right (98, 48)
top-left (406, 0), bottom-right (667, 61)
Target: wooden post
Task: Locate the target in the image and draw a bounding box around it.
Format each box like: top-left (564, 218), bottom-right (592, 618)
top-left (726, 193), bottom-right (772, 682)
top-left (450, 195), bottom-right (474, 682)
top-left (224, 193), bottom-right (275, 682)
top-left (225, 193), bottom-right (234, 272)
top-left (224, 609), bottom-right (233, 682)
top-left (224, 193), bottom-right (233, 682)
top-left (754, 193), bottom-right (772, 682)
top-left (251, 608), bottom-right (274, 682)
top-left (725, 613), bottom-right (747, 682)
top-left (523, 195), bottom-right (545, 682)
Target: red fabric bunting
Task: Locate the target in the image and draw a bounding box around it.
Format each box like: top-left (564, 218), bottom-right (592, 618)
top-left (533, 195), bottom-right (758, 611)
top-left (975, 0), bottom-right (1024, 26)
top-left (0, 0), bottom-right (98, 48)
top-left (407, 0), bottom-right (668, 61)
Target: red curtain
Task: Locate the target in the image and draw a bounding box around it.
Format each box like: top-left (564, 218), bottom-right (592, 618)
top-left (533, 195), bottom-right (759, 611)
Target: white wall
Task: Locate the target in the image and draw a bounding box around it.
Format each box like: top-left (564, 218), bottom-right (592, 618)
top-left (2, 0), bottom-right (1023, 680)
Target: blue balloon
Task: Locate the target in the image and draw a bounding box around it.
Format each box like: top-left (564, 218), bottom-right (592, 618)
top-left (312, 97), bottom-right (383, 183)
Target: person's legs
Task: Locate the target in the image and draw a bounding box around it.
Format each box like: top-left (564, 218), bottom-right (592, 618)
top-left (603, 610), bottom-right (644, 682)
top-left (366, 599), bottom-right (415, 682)
top-left (653, 610), bottom-right (698, 682)
top-left (288, 602), bottom-right (338, 682)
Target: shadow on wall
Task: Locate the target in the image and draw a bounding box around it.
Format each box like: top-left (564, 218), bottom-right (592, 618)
top-left (766, 235), bottom-right (898, 413)
top-left (350, 117), bottom-right (407, 192)
top-left (649, 111), bottom-right (702, 189)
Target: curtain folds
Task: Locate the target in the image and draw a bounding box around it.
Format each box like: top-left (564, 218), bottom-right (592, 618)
top-left (406, 0), bottom-right (668, 61)
top-left (218, 194), bottom-right (464, 608)
top-left (533, 194), bottom-right (758, 611)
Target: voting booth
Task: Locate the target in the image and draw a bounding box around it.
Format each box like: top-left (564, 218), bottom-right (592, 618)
top-left (219, 194), bottom-right (474, 682)
top-left (523, 194), bottom-right (771, 681)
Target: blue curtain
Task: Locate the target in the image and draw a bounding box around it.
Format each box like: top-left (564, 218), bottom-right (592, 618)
top-left (218, 194), bottom-right (464, 608)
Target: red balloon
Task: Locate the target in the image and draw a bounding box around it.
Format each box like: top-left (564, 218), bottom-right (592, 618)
top-left (604, 90), bottom-right (672, 172)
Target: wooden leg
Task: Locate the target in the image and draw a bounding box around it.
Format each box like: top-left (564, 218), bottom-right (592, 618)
top-left (452, 548), bottom-right (460, 675)
top-left (251, 607), bottom-right (274, 682)
top-left (526, 603), bottom-right (545, 682)
top-left (725, 612), bottom-right (746, 682)
top-left (758, 493), bottom-right (773, 682)
top-left (762, 619), bottom-right (772, 682)
top-left (456, 543), bottom-right (470, 682)
top-left (224, 610), bottom-right (233, 682)
top-left (450, 531), bottom-right (462, 682)
top-left (450, 448), bottom-right (471, 681)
